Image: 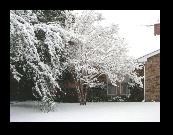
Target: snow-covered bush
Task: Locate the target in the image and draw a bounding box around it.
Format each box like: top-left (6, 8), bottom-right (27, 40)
top-left (127, 81), bottom-right (144, 102)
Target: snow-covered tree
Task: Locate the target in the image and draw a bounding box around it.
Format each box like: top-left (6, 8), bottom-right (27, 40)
top-left (64, 10), bottom-right (143, 105)
top-left (33, 10), bottom-right (74, 27)
top-left (10, 10), bottom-right (78, 111)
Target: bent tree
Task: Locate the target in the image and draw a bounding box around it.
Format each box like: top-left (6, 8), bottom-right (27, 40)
top-left (10, 10), bottom-right (79, 111)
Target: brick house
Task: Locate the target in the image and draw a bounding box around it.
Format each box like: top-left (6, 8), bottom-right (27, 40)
top-left (136, 49), bottom-right (160, 102)
top-left (59, 51), bottom-right (162, 102)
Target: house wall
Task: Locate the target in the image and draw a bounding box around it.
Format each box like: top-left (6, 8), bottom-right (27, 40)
top-left (145, 53), bottom-right (160, 102)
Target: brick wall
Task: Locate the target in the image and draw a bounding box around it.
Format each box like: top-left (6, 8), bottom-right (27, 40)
top-left (145, 53), bottom-right (160, 102)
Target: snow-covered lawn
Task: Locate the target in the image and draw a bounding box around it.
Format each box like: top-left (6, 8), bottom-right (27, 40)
top-left (10, 101), bottom-right (160, 122)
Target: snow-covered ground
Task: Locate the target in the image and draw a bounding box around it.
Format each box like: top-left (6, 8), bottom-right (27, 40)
top-left (10, 101), bottom-right (160, 122)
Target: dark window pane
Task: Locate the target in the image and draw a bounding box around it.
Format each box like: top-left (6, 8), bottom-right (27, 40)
top-left (108, 84), bottom-right (116, 94)
top-left (121, 83), bottom-right (128, 94)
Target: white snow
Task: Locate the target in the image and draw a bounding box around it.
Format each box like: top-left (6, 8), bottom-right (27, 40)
top-left (10, 101), bottom-right (160, 122)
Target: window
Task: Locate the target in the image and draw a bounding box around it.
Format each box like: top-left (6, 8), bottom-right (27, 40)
top-left (121, 83), bottom-right (129, 95)
top-left (108, 84), bottom-right (116, 95)
top-left (107, 78), bottom-right (116, 95)
top-left (120, 74), bottom-right (130, 95)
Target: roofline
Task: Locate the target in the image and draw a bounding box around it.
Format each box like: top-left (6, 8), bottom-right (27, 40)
top-left (136, 49), bottom-right (160, 60)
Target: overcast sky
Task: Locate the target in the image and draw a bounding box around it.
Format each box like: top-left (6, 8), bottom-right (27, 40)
top-left (73, 10), bottom-right (160, 59)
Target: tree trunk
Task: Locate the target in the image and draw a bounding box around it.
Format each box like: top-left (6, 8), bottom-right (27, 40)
top-left (79, 81), bottom-right (87, 105)
top-left (72, 75), bottom-right (87, 105)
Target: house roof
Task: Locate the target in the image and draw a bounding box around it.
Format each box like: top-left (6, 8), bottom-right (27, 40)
top-left (136, 49), bottom-right (160, 63)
